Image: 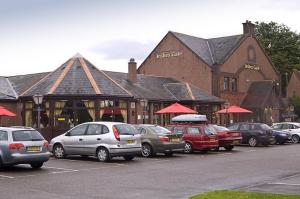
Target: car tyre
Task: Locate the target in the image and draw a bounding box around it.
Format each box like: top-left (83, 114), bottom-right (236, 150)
top-left (30, 162), bottom-right (44, 169)
top-left (123, 156), bottom-right (135, 161)
top-left (248, 137), bottom-right (258, 147)
top-left (97, 147), bottom-right (110, 162)
top-left (224, 146), bottom-right (234, 151)
top-left (291, 135), bottom-right (300, 144)
top-left (184, 142), bottom-right (193, 153)
top-left (0, 157), bottom-right (4, 171)
top-left (141, 143), bottom-right (153, 158)
top-left (53, 144), bottom-right (66, 159)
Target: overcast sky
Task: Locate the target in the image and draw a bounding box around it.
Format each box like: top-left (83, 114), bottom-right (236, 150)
top-left (1, 0), bottom-right (300, 76)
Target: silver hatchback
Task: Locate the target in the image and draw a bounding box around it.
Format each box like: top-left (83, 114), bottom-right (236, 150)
top-left (0, 127), bottom-right (51, 170)
top-left (49, 122), bottom-right (141, 162)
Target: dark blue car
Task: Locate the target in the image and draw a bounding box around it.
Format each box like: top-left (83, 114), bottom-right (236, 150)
top-left (271, 130), bottom-right (291, 144)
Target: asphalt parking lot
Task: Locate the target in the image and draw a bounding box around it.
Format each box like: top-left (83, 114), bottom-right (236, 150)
top-left (0, 144), bottom-right (300, 199)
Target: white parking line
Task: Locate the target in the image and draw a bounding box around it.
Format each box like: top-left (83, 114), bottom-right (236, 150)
top-left (268, 182), bottom-right (300, 186)
top-left (0, 174), bottom-right (14, 179)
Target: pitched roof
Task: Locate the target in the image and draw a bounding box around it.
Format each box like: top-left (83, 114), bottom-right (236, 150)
top-left (170, 31), bottom-right (244, 66)
top-left (0, 77), bottom-right (17, 100)
top-left (21, 55), bottom-right (131, 97)
top-left (104, 71), bottom-right (223, 103)
top-left (241, 81), bottom-right (283, 108)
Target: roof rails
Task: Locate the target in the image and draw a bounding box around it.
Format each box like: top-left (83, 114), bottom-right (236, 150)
top-left (10, 126), bottom-right (34, 129)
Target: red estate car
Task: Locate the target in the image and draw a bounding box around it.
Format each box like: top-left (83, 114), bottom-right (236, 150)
top-left (211, 125), bottom-right (242, 151)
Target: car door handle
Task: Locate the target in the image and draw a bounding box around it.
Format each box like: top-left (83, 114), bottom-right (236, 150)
top-left (79, 138), bottom-right (83, 141)
top-left (97, 138), bottom-right (101, 141)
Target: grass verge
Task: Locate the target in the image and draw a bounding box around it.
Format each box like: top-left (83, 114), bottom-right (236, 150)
top-left (189, 190), bottom-right (300, 199)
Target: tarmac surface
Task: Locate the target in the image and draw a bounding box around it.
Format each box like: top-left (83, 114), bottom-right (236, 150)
top-left (0, 144), bottom-right (299, 199)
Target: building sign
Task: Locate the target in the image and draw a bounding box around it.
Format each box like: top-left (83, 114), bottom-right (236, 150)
top-left (156, 50), bottom-right (183, 59)
top-left (244, 64), bottom-right (260, 71)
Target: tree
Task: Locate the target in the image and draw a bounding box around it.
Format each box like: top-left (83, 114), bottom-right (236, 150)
top-left (254, 21), bottom-right (300, 95)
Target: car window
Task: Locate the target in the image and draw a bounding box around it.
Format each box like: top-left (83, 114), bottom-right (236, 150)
top-left (293, 125), bottom-right (300, 129)
top-left (0, 130), bottom-right (8, 141)
top-left (228, 124), bottom-right (239, 131)
top-left (148, 126), bottom-right (171, 134)
top-left (136, 127), bottom-right (146, 134)
top-left (12, 130), bottom-right (44, 141)
top-left (272, 124), bottom-right (282, 130)
top-left (102, 125), bottom-right (109, 134)
top-left (187, 127), bottom-right (200, 134)
top-left (114, 124), bottom-right (138, 135)
top-left (86, 124), bottom-right (102, 135)
top-left (240, 124), bottom-right (249, 131)
top-left (173, 127), bottom-right (185, 134)
top-left (281, 124), bottom-right (290, 130)
top-left (69, 124), bottom-right (88, 136)
top-left (204, 126), bottom-right (216, 135)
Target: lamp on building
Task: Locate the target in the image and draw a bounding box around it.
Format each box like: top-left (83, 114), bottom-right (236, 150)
top-left (224, 102), bottom-right (230, 126)
top-left (140, 99), bottom-right (148, 124)
top-left (33, 94), bottom-right (44, 129)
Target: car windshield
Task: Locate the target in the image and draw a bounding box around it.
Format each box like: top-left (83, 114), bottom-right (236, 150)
top-left (204, 126), bottom-right (217, 135)
top-left (12, 130), bottom-right (44, 141)
top-left (260, 124), bottom-right (271, 130)
top-left (114, 124), bottom-right (138, 135)
top-left (148, 126), bottom-right (171, 134)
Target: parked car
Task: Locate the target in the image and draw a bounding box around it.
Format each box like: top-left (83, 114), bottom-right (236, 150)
top-left (49, 122), bottom-right (141, 162)
top-left (134, 124), bottom-right (185, 157)
top-left (166, 114), bottom-right (218, 153)
top-left (271, 122), bottom-right (300, 143)
top-left (0, 126), bottom-right (50, 170)
top-left (228, 123), bottom-right (275, 147)
top-left (211, 125), bottom-right (242, 151)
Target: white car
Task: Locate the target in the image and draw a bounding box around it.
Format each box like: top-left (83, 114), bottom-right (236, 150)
top-left (49, 122), bottom-right (141, 162)
top-left (271, 122), bottom-right (300, 143)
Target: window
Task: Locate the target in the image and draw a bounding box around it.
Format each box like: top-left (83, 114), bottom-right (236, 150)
top-left (204, 126), bottom-right (216, 135)
top-left (137, 127), bottom-right (146, 134)
top-left (228, 124), bottom-right (239, 131)
top-left (0, 130), bottom-right (8, 141)
top-left (187, 127), bottom-right (200, 134)
top-left (12, 130), bottom-right (44, 141)
top-left (148, 126), bottom-right (171, 134)
top-left (86, 124), bottom-right (102, 135)
top-left (231, 78), bottom-right (237, 92)
top-left (240, 124), bottom-right (249, 131)
top-left (272, 124), bottom-right (282, 130)
top-left (114, 124), bottom-right (138, 135)
top-left (293, 125), bottom-right (300, 129)
top-left (224, 77), bottom-right (230, 91)
top-left (68, 124), bottom-right (87, 136)
top-left (173, 127), bottom-right (185, 134)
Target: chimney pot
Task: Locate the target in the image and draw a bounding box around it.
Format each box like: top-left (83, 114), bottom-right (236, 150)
top-left (128, 58), bottom-right (137, 83)
top-left (243, 20), bottom-right (255, 35)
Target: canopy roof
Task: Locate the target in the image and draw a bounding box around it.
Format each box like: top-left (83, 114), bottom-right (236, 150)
top-left (217, 105), bottom-right (252, 114)
top-left (0, 106), bottom-right (16, 116)
top-left (156, 102), bottom-right (197, 114)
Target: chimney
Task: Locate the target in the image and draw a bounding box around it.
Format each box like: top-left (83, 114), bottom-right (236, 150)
top-left (243, 20), bottom-right (255, 35)
top-left (128, 58), bottom-right (137, 83)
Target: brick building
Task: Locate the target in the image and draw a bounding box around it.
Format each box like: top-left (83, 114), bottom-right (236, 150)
top-left (138, 21), bottom-right (285, 123)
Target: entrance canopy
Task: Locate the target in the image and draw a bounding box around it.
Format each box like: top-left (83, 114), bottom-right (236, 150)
top-left (217, 105), bottom-right (252, 114)
top-left (156, 102), bottom-right (197, 114)
top-left (0, 106), bottom-right (16, 116)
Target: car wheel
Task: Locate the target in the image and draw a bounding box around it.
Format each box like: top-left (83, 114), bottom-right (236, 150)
top-left (224, 146), bottom-right (234, 151)
top-left (291, 135), bottom-right (300, 144)
top-left (184, 142), bottom-right (193, 153)
top-left (164, 151), bottom-right (174, 156)
top-left (123, 156), bottom-right (135, 161)
top-left (97, 147), bottom-right (110, 162)
top-left (248, 137), bottom-right (258, 147)
top-left (53, 144), bottom-right (66, 159)
top-left (30, 162), bottom-right (44, 169)
top-left (141, 143), bottom-right (153, 158)
top-left (0, 157), bottom-right (4, 171)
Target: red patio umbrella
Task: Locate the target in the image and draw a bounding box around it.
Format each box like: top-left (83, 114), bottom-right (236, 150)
top-left (217, 105), bottom-right (252, 114)
top-left (0, 106), bottom-right (16, 126)
top-left (156, 102), bottom-right (197, 114)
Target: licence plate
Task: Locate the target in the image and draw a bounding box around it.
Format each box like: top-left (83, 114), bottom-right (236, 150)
top-left (27, 146), bottom-right (40, 152)
top-left (171, 138), bottom-right (180, 142)
top-left (233, 140), bottom-right (240, 145)
top-left (210, 138), bottom-right (215, 142)
top-left (126, 140), bottom-right (134, 144)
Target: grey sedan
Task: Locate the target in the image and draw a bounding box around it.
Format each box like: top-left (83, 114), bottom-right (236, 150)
top-left (0, 127), bottom-right (51, 169)
top-left (134, 124), bottom-right (185, 157)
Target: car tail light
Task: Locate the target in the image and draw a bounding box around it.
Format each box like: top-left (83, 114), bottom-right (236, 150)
top-left (9, 143), bottom-right (24, 150)
top-left (112, 126), bottom-right (120, 141)
top-left (159, 136), bottom-right (169, 142)
top-left (43, 140), bottom-right (49, 148)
